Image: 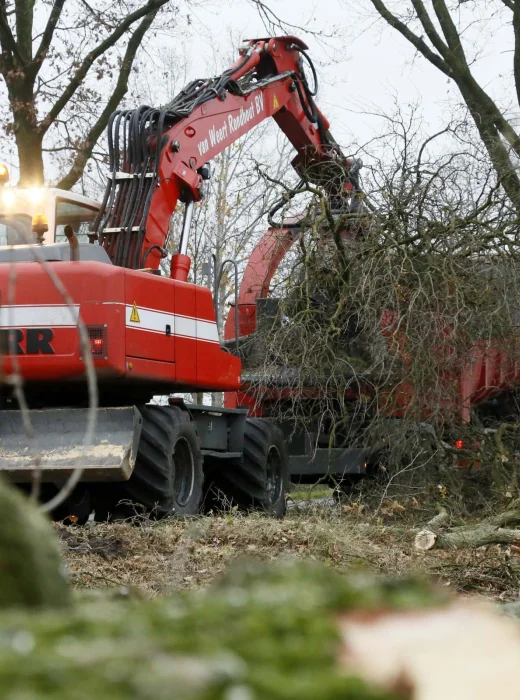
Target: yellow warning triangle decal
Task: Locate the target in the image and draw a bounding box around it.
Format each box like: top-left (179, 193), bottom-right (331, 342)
top-left (273, 94), bottom-right (280, 110)
top-left (130, 302), bottom-right (140, 323)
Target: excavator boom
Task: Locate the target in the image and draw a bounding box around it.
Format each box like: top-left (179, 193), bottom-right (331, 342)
top-left (93, 36), bottom-right (359, 276)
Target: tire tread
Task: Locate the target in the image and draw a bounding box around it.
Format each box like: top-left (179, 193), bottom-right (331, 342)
top-left (94, 405), bottom-right (202, 519)
top-left (206, 417), bottom-right (289, 518)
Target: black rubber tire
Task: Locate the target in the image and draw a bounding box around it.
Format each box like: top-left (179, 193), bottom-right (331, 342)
top-left (207, 418), bottom-right (290, 518)
top-left (94, 405), bottom-right (203, 520)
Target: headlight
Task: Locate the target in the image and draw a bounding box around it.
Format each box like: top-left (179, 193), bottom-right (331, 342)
top-left (28, 188), bottom-right (44, 204)
top-left (0, 163), bottom-right (9, 184)
top-left (2, 189), bottom-right (15, 208)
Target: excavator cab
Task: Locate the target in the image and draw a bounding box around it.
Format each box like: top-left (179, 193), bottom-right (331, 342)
top-left (0, 165), bottom-right (101, 246)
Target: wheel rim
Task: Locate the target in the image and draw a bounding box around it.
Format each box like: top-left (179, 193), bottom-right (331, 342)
top-left (173, 437), bottom-right (195, 507)
top-left (265, 445), bottom-right (283, 506)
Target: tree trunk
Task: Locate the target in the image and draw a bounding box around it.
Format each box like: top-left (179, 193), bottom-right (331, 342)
top-left (15, 123), bottom-right (44, 187)
top-left (456, 76), bottom-right (520, 211)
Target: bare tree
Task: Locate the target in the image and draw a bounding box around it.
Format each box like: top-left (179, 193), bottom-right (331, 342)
top-left (0, 0), bottom-right (193, 188)
top-left (364, 1), bottom-right (520, 211)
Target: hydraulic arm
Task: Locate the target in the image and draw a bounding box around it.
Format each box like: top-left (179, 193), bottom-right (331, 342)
top-left (92, 36), bottom-right (362, 278)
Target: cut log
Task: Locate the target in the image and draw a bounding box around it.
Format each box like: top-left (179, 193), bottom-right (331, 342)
top-left (339, 599), bottom-right (520, 700)
top-left (414, 524), bottom-right (520, 550)
top-left (413, 503), bottom-right (520, 551)
top-left (414, 529), bottom-right (437, 551)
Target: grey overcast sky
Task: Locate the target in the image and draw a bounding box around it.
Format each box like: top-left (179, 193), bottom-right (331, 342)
top-left (168, 0), bottom-right (515, 157)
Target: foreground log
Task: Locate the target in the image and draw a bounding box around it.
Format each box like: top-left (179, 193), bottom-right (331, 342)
top-left (339, 598), bottom-right (520, 700)
top-left (0, 477), bottom-right (70, 609)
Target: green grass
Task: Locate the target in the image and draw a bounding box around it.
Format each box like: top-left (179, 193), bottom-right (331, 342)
top-left (290, 483), bottom-right (334, 501)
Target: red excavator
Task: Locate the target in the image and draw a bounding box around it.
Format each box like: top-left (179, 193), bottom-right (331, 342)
top-left (0, 35), bottom-right (367, 521)
top-left (1, 36), bottom-right (514, 521)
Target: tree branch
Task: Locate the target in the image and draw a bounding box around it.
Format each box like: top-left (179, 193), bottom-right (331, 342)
top-left (40, 0), bottom-right (168, 133)
top-left (14, 0), bottom-right (34, 64)
top-left (512, 3), bottom-right (520, 110)
top-left (431, 0), bottom-right (468, 65)
top-left (0, 0), bottom-right (21, 65)
top-left (29, 0), bottom-right (67, 80)
top-left (55, 9), bottom-right (158, 190)
top-left (410, 0), bottom-right (450, 59)
top-left (368, 0), bottom-right (452, 77)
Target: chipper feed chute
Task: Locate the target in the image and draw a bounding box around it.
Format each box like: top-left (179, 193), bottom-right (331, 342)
top-left (0, 407), bottom-right (142, 482)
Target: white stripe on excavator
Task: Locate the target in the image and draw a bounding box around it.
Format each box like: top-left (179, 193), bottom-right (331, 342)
top-left (0, 304), bottom-right (80, 328)
top-left (0, 303), bottom-right (219, 344)
top-left (124, 305), bottom-right (219, 344)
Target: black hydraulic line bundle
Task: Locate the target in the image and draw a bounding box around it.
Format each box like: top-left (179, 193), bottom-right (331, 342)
top-left (91, 51), bottom-right (254, 270)
top-left (92, 105), bottom-right (170, 269)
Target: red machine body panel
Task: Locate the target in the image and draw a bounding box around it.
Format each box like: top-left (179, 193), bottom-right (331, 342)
top-left (0, 261), bottom-right (125, 381)
top-left (124, 273), bottom-right (176, 364)
top-left (0, 262), bottom-right (241, 392)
